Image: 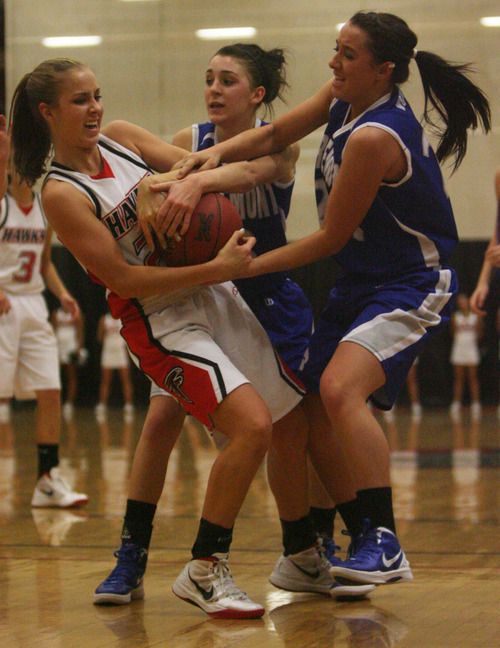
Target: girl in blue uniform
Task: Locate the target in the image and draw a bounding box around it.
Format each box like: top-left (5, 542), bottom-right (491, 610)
top-left (174, 11), bottom-right (491, 585)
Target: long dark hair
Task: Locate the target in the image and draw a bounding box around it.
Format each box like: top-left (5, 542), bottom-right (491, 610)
top-left (350, 11), bottom-right (491, 171)
top-left (9, 58), bottom-right (85, 186)
top-left (214, 43), bottom-right (289, 118)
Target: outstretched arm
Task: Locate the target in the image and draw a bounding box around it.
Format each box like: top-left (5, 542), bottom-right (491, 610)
top-left (470, 169), bottom-right (500, 315)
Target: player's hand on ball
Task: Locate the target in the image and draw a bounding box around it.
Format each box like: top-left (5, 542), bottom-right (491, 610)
top-left (216, 229), bottom-right (256, 280)
top-left (137, 176), bottom-right (169, 249)
top-left (151, 176), bottom-right (203, 239)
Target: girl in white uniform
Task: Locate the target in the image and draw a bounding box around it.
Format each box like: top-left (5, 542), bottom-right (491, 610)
top-left (450, 293), bottom-right (482, 419)
top-left (0, 118), bottom-right (87, 508)
top-left (95, 311), bottom-right (134, 420)
top-left (51, 306), bottom-right (85, 420)
top-left (9, 58), bottom-right (312, 618)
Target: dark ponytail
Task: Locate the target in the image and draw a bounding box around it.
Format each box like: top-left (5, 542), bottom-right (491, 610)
top-left (214, 43), bottom-right (289, 117)
top-left (350, 11), bottom-right (491, 171)
top-left (9, 58), bottom-right (85, 186)
top-left (414, 52), bottom-right (490, 170)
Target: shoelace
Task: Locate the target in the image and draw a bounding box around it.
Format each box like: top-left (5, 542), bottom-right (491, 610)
top-left (105, 545), bottom-right (145, 584)
top-left (212, 557), bottom-right (248, 601)
top-left (318, 535), bottom-right (341, 561)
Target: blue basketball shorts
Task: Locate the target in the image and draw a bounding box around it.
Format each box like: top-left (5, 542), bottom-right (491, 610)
top-left (298, 267), bottom-right (457, 409)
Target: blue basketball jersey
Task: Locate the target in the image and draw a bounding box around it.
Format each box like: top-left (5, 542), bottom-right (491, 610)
top-left (314, 88), bottom-right (458, 284)
top-left (192, 119), bottom-right (293, 300)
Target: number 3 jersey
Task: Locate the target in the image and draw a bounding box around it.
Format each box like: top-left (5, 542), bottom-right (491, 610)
top-left (0, 190), bottom-right (46, 296)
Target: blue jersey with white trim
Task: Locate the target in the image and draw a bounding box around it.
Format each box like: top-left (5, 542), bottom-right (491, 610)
top-left (193, 119), bottom-right (293, 299)
top-left (314, 87), bottom-right (458, 282)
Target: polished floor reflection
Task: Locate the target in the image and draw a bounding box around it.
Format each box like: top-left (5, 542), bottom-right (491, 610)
top-left (0, 403), bottom-right (498, 647)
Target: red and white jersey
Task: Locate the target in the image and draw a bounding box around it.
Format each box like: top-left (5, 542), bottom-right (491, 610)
top-left (0, 191), bottom-right (47, 296)
top-left (45, 135), bottom-right (196, 321)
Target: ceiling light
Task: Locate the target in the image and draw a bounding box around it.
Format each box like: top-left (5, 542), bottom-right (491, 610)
top-left (195, 27), bottom-right (256, 40)
top-left (42, 36), bottom-right (102, 48)
top-left (480, 16), bottom-right (500, 27)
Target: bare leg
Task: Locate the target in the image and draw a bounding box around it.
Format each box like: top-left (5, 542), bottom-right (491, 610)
top-left (266, 404), bottom-right (310, 521)
top-left (98, 368), bottom-right (113, 405)
top-left (318, 342), bottom-right (390, 491)
top-left (118, 366), bottom-right (134, 405)
top-left (35, 389), bottom-right (61, 444)
top-left (202, 383), bottom-right (272, 527)
top-left (128, 395), bottom-right (185, 504)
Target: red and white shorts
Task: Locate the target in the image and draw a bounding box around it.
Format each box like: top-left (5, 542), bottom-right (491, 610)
top-left (122, 282), bottom-right (304, 428)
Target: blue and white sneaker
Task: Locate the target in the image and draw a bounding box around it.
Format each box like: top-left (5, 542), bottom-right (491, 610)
top-left (330, 523), bottom-right (413, 585)
top-left (94, 543), bottom-right (148, 605)
top-left (318, 535), bottom-right (342, 567)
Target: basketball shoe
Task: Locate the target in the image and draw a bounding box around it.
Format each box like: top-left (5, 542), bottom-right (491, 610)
top-left (172, 553), bottom-right (265, 619)
top-left (269, 542), bottom-right (375, 599)
top-left (94, 543), bottom-right (148, 605)
top-left (31, 467), bottom-right (88, 508)
top-left (331, 522), bottom-right (413, 585)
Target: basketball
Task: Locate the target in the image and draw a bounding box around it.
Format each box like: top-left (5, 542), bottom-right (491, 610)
top-left (163, 192), bottom-right (244, 267)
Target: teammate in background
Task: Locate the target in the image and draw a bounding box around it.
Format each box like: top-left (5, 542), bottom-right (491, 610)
top-left (8, 58), bottom-right (347, 619)
top-left (95, 309), bottom-right (135, 422)
top-left (470, 169), bottom-right (500, 316)
top-left (94, 43), bottom-right (370, 606)
top-left (171, 11), bottom-right (490, 586)
top-left (449, 292), bottom-right (483, 420)
top-left (406, 358), bottom-right (422, 420)
top-left (0, 117), bottom-right (88, 508)
top-left (51, 305), bottom-right (86, 421)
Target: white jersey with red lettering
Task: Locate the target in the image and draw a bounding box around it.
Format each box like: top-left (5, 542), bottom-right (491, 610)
top-left (0, 191), bottom-right (46, 296)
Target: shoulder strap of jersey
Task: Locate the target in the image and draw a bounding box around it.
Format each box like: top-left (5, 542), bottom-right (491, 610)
top-left (0, 194), bottom-right (9, 230)
top-left (44, 168), bottom-right (102, 221)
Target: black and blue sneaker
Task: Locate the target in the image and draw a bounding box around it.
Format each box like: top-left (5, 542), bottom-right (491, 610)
top-left (330, 522), bottom-right (413, 585)
top-left (94, 543), bottom-right (148, 605)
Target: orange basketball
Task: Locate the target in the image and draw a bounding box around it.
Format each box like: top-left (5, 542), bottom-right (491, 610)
top-left (163, 192), bottom-right (243, 267)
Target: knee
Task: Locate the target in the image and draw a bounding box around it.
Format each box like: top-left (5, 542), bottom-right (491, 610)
top-left (319, 371), bottom-right (349, 416)
top-left (141, 397), bottom-right (185, 446)
top-left (239, 412), bottom-right (273, 458)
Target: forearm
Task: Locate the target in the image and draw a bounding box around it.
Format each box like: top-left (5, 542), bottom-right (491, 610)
top-left (102, 257), bottom-right (228, 299)
top-left (42, 262), bottom-right (72, 301)
top-left (247, 228), bottom-right (336, 277)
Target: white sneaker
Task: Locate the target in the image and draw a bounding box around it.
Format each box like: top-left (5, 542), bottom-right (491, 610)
top-left (31, 467), bottom-right (89, 508)
top-left (269, 544), bottom-right (375, 599)
top-left (172, 553), bottom-right (264, 619)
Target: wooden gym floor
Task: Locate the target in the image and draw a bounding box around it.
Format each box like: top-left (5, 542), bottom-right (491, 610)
top-left (0, 404), bottom-right (498, 647)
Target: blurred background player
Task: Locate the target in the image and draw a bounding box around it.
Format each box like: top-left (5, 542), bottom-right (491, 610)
top-left (0, 117), bottom-right (88, 508)
top-left (95, 308), bottom-right (135, 422)
top-left (470, 169), bottom-right (500, 317)
top-left (449, 292), bottom-right (483, 420)
top-left (51, 305), bottom-right (87, 421)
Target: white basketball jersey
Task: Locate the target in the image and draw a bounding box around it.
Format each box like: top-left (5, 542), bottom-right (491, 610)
top-left (0, 191), bottom-right (47, 295)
